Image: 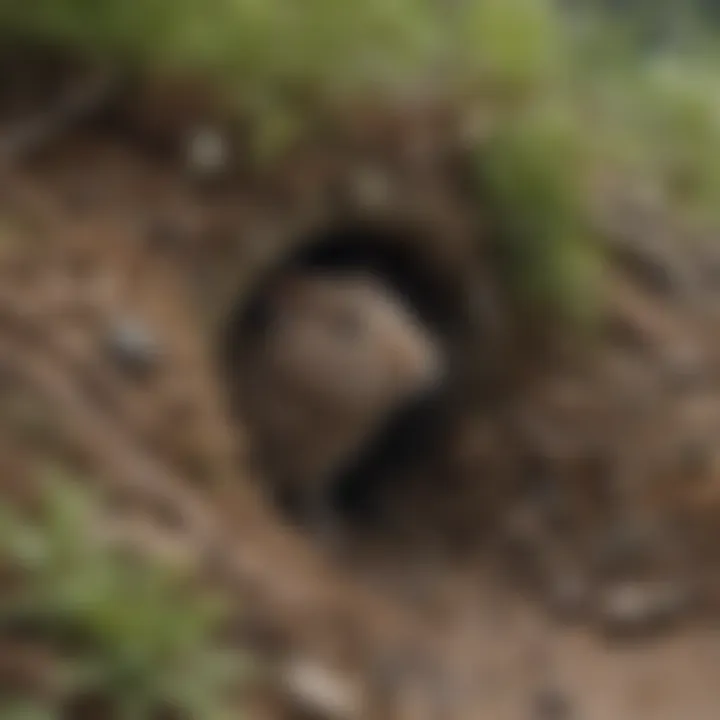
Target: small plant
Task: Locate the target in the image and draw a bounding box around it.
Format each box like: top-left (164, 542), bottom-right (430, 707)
top-left (474, 102), bottom-right (603, 328)
top-left (0, 471), bottom-right (252, 720)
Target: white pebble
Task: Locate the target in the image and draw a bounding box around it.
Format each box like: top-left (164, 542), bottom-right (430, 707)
top-left (281, 657), bottom-right (362, 720)
top-left (185, 126), bottom-right (230, 177)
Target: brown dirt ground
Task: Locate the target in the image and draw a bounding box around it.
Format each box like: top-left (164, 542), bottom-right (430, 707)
top-left (3, 61), bottom-right (720, 719)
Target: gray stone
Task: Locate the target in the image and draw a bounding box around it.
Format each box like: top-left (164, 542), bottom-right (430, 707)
top-left (105, 317), bottom-right (162, 377)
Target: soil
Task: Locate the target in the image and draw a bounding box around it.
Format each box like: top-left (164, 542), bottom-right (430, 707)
top-left (2, 59), bottom-right (720, 719)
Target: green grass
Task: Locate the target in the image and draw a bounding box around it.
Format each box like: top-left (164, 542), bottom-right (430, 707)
top-left (0, 1), bottom-right (440, 95)
top-left (0, 0), bottom-right (579, 107)
top-left (3, 0), bottom-right (720, 322)
top-left (0, 471), bottom-right (252, 720)
top-left (473, 101), bottom-right (603, 328)
top-left (464, 2), bottom-right (720, 323)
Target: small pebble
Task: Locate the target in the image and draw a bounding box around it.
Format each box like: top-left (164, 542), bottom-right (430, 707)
top-left (281, 657), bottom-right (361, 720)
top-left (185, 125), bottom-right (231, 178)
top-left (597, 579), bottom-right (690, 639)
top-left (105, 317), bottom-right (162, 377)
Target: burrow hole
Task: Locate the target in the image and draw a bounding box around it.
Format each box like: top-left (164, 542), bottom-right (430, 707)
top-left (221, 221), bottom-right (473, 546)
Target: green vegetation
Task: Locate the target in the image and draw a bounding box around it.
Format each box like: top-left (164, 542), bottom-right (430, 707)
top-left (0, 0), bottom-right (578, 103)
top-left (475, 102), bottom-right (602, 327)
top-left (0, 1), bottom-right (442, 98)
top-left (0, 472), bottom-right (251, 720)
top-left (2, 0), bottom-right (720, 319)
top-left (463, 2), bottom-right (720, 322)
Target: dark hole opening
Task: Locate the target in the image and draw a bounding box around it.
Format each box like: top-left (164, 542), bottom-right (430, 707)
top-left (233, 221), bottom-right (469, 344)
top-left (221, 222), bottom-right (465, 535)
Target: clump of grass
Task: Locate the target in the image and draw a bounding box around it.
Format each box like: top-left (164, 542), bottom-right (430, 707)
top-left (466, 1), bottom-right (720, 326)
top-left (568, 36), bottom-right (720, 223)
top-left (474, 101), bottom-right (603, 328)
top-left (628, 55), bottom-right (720, 216)
top-left (0, 471), bottom-right (252, 720)
top-left (452, 0), bottom-right (570, 97)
